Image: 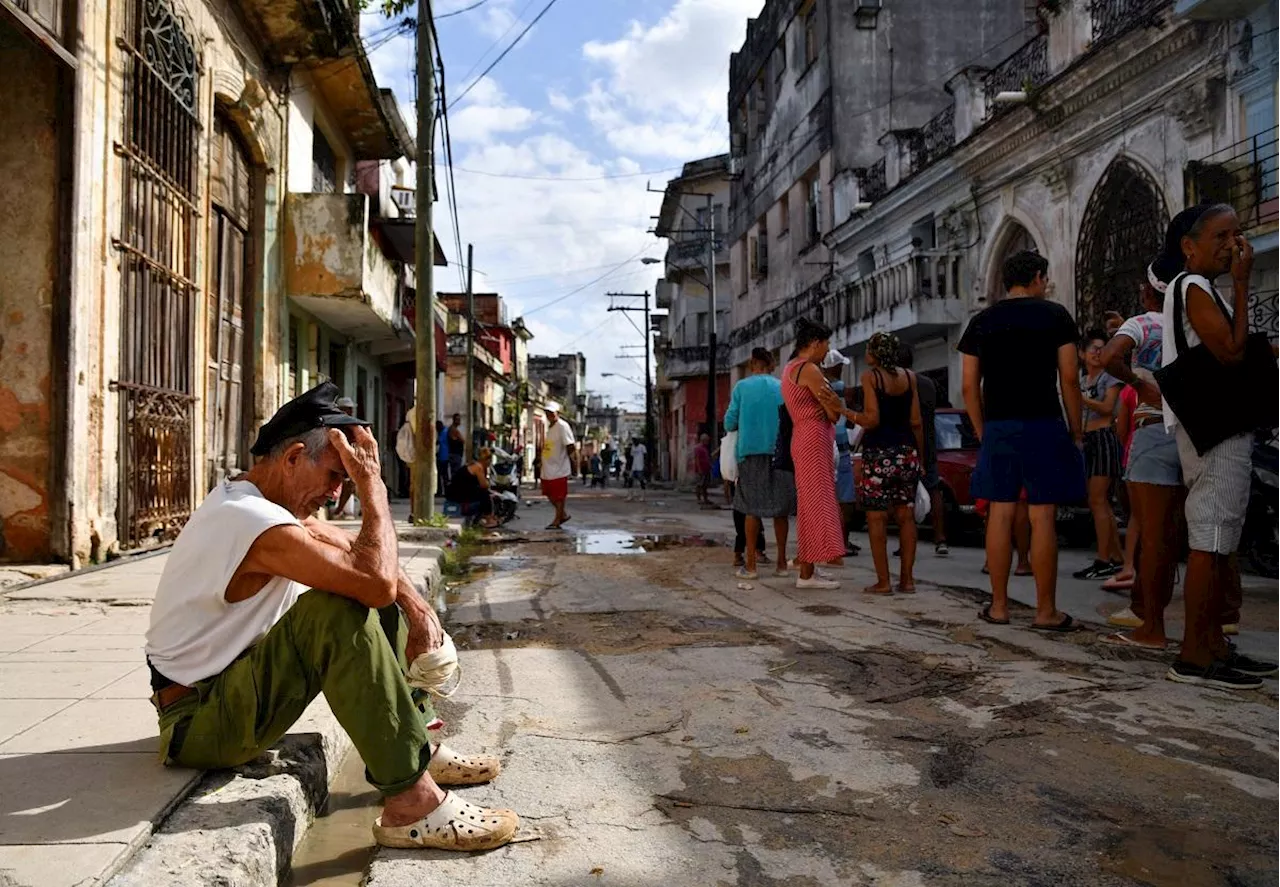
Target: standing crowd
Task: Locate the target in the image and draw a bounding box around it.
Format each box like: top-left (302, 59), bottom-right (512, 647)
top-left (716, 202), bottom-right (1275, 692)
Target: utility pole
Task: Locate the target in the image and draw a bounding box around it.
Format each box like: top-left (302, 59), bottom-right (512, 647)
top-left (606, 292), bottom-right (655, 474)
top-left (704, 193), bottom-right (719, 442)
top-left (411, 0), bottom-right (436, 522)
top-left (464, 242), bottom-right (474, 462)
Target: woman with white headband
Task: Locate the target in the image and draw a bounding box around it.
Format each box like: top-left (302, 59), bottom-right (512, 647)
top-left (1097, 255), bottom-right (1184, 651)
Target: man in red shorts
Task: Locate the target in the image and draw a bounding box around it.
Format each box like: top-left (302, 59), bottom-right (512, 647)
top-left (540, 401), bottom-right (577, 529)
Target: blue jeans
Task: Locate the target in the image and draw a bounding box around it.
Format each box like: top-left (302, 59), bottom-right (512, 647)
top-left (972, 418), bottom-right (1085, 505)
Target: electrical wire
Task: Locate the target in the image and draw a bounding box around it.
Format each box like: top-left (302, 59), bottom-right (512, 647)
top-left (455, 0), bottom-right (540, 85)
top-left (521, 243), bottom-right (657, 316)
top-left (452, 165), bottom-right (682, 181)
top-left (437, 0), bottom-right (492, 20)
top-left (447, 0), bottom-right (563, 110)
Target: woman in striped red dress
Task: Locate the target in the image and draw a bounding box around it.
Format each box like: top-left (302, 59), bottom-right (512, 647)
top-left (782, 318), bottom-right (856, 589)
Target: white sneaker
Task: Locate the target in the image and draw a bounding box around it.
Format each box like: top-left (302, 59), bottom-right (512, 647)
top-left (796, 576), bottom-right (840, 590)
top-left (735, 567), bottom-right (759, 580)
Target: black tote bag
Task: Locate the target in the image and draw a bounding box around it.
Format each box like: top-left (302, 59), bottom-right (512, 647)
top-left (1153, 274), bottom-right (1279, 456)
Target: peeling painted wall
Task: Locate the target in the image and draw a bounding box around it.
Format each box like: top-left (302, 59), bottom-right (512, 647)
top-left (0, 25), bottom-right (59, 561)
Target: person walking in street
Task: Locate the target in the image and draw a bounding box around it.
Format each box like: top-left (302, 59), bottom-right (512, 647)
top-left (898, 345), bottom-right (948, 557)
top-left (540, 402), bottom-right (577, 529)
top-left (625, 438), bottom-right (648, 501)
top-left (725, 347), bottom-right (794, 579)
top-left (855, 332), bottom-right (924, 595)
top-left (693, 433), bottom-right (713, 506)
top-left (1097, 257), bottom-right (1183, 648)
top-left (1073, 329), bottom-right (1125, 580)
top-left (144, 381), bottom-right (517, 852)
top-left (821, 349), bottom-right (861, 558)
top-left (1157, 204), bottom-right (1276, 688)
top-left (783, 319), bottom-right (853, 590)
top-left (959, 250), bottom-right (1085, 631)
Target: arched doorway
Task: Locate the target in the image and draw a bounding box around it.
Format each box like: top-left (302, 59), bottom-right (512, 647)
top-left (206, 111), bottom-right (256, 488)
top-left (987, 221), bottom-right (1040, 303)
top-left (1075, 158), bottom-right (1168, 334)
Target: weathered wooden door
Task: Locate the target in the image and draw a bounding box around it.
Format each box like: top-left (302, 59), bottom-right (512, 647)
top-left (206, 114), bottom-right (253, 487)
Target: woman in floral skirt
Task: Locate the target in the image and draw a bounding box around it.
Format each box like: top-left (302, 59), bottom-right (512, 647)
top-left (856, 331), bottom-right (924, 594)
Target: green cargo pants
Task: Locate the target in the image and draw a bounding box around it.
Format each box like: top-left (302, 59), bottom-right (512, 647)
top-left (155, 589), bottom-right (435, 796)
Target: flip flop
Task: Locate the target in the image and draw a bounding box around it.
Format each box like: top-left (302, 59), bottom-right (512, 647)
top-left (545, 522), bottom-right (562, 530)
top-left (1100, 631), bottom-right (1168, 650)
top-left (1030, 615), bottom-right (1078, 633)
top-left (978, 605), bottom-right (1009, 625)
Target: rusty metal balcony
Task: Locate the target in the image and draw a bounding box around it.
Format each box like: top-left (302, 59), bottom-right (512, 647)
top-left (659, 343), bottom-right (731, 379)
top-left (1185, 130), bottom-right (1278, 237)
top-left (285, 192), bottom-right (400, 341)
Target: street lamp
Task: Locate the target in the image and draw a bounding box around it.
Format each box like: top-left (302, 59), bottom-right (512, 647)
top-left (640, 257), bottom-right (661, 265)
top-left (602, 371), bottom-right (644, 388)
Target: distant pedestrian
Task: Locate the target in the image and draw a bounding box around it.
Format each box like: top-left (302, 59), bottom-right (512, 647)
top-left (693, 433), bottom-right (713, 506)
top-left (725, 347), bottom-right (793, 578)
top-left (435, 419), bottom-right (450, 495)
top-left (899, 345), bottom-right (947, 557)
top-left (783, 318), bottom-right (856, 589)
top-left (959, 249), bottom-right (1085, 630)
top-left (540, 402), bottom-right (577, 529)
top-left (625, 439), bottom-right (648, 501)
top-left (1098, 255), bottom-right (1183, 649)
top-left (855, 332), bottom-right (924, 595)
top-left (821, 349), bottom-right (860, 557)
top-left (1158, 204), bottom-right (1276, 688)
top-left (1073, 329), bottom-right (1124, 580)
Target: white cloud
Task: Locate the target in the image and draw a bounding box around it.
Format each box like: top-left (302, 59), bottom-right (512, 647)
top-left (365, 1), bottom-right (755, 406)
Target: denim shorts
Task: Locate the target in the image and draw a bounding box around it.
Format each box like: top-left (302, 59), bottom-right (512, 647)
top-left (1124, 424), bottom-right (1182, 486)
top-left (971, 418), bottom-right (1086, 505)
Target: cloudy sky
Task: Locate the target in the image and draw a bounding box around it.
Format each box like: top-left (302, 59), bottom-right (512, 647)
top-left (364, 0), bottom-right (761, 409)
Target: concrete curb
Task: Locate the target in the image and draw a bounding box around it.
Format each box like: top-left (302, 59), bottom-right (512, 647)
top-left (107, 543), bottom-right (450, 887)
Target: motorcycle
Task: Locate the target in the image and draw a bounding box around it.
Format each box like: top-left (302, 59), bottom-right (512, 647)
top-left (1241, 434), bottom-right (1278, 578)
top-left (488, 446), bottom-right (521, 525)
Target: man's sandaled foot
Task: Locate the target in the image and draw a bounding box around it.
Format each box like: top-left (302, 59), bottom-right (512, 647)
top-left (374, 791), bottom-right (518, 851)
top-left (1031, 614), bottom-right (1078, 633)
top-left (862, 584), bottom-right (893, 595)
top-left (978, 604), bottom-right (1009, 625)
top-left (428, 743), bottom-right (502, 786)
top-left (897, 582), bottom-right (916, 594)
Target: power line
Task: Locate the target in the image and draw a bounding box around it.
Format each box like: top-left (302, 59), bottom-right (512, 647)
top-left (456, 0), bottom-right (539, 86)
top-left (448, 0), bottom-right (563, 110)
top-left (455, 165), bottom-right (686, 180)
top-left (521, 243), bottom-right (656, 316)
top-left (437, 0), bottom-right (492, 19)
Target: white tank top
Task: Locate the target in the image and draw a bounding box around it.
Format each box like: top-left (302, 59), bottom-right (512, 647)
top-left (145, 480), bottom-right (307, 685)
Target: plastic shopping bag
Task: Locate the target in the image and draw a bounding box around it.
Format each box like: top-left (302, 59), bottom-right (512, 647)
top-left (913, 481), bottom-right (931, 524)
top-left (847, 424), bottom-right (865, 452)
top-left (720, 431), bottom-right (738, 483)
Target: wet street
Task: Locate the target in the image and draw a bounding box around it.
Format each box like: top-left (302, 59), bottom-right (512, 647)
top-left (297, 487), bottom-right (1277, 887)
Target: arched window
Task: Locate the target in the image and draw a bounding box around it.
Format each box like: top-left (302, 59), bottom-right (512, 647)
top-left (1075, 158), bottom-right (1168, 333)
top-left (988, 221), bottom-right (1039, 303)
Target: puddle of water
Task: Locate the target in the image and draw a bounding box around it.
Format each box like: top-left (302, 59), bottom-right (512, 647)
top-left (571, 531), bottom-right (728, 555)
top-left (283, 746), bottom-right (380, 887)
top-left (574, 531), bottom-right (645, 555)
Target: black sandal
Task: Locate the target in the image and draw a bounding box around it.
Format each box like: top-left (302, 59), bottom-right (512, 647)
top-left (978, 604), bottom-right (1009, 625)
top-left (1030, 615), bottom-right (1077, 633)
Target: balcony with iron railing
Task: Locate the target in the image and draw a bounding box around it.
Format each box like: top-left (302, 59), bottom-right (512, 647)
top-left (659, 342), bottom-right (732, 379)
top-left (857, 157), bottom-right (888, 203)
top-left (984, 33), bottom-right (1050, 115)
top-left (1185, 130), bottom-right (1279, 238)
top-left (1089, 0), bottom-right (1169, 45)
top-left (907, 105), bottom-right (956, 179)
top-left (835, 250), bottom-right (969, 345)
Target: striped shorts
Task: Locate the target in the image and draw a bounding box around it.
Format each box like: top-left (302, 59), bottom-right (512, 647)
top-left (1174, 427), bottom-right (1252, 555)
top-left (1083, 427), bottom-right (1123, 479)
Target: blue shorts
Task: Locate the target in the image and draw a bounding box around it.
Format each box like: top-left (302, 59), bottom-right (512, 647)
top-left (971, 418), bottom-right (1085, 505)
top-left (1124, 424), bottom-right (1182, 486)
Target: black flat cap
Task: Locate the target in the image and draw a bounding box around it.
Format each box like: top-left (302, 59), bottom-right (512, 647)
top-left (250, 381), bottom-right (369, 457)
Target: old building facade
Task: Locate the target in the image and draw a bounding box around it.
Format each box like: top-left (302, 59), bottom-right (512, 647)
top-left (724, 0), bottom-right (1033, 374)
top-left (653, 154), bottom-right (732, 482)
top-left (0, 0), bottom-right (426, 564)
top-left (819, 0), bottom-right (1276, 403)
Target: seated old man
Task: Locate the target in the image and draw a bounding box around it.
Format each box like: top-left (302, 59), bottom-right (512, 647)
top-left (144, 381), bottom-right (518, 851)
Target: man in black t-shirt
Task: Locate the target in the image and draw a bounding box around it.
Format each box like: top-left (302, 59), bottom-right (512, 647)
top-left (958, 250), bottom-right (1085, 631)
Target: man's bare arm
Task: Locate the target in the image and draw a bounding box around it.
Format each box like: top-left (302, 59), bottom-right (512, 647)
top-left (961, 354), bottom-right (983, 441)
top-left (1057, 343), bottom-right (1084, 443)
top-left (238, 428), bottom-right (399, 608)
